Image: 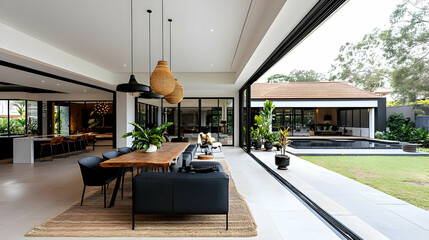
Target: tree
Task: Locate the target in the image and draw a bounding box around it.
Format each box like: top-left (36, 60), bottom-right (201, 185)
top-left (383, 0), bottom-right (429, 103)
top-left (329, 30), bottom-right (391, 92)
top-left (267, 70), bottom-right (324, 83)
top-left (330, 0), bottom-right (429, 102)
top-left (267, 74), bottom-right (288, 83)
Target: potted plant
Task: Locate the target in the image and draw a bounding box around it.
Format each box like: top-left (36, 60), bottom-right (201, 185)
top-left (275, 128), bottom-right (291, 170)
top-left (122, 122), bottom-right (173, 152)
top-left (264, 132), bottom-right (278, 151)
top-left (250, 127), bottom-right (263, 150)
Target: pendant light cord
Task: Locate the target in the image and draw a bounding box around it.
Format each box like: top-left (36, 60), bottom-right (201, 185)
top-left (131, 0), bottom-right (134, 74)
top-left (148, 10), bottom-right (152, 76)
top-left (169, 19), bottom-right (172, 71)
top-left (162, 0), bottom-right (164, 60)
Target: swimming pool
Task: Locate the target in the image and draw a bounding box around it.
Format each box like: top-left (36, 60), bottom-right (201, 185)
top-left (289, 139), bottom-right (402, 149)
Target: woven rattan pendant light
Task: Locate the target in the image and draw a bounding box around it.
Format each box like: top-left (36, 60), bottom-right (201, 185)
top-left (150, 0), bottom-right (175, 95)
top-left (164, 18), bottom-right (183, 104)
top-left (116, 0), bottom-right (150, 93)
top-left (140, 10), bottom-right (162, 99)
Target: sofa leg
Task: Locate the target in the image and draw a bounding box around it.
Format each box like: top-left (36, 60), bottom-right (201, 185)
top-left (226, 213), bottom-right (228, 230)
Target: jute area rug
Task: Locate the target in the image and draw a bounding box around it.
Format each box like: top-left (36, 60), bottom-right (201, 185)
top-left (26, 159), bottom-right (257, 237)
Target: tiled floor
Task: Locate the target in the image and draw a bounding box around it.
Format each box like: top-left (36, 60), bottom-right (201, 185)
top-left (253, 151), bottom-right (429, 240)
top-left (0, 147), bottom-right (342, 240)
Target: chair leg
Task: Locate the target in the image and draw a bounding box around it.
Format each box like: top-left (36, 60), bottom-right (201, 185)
top-left (226, 213), bottom-right (228, 230)
top-left (132, 212), bottom-right (135, 230)
top-left (121, 173), bottom-right (125, 199)
top-left (104, 184), bottom-right (107, 208)
top-left (50, 145), bottom-right (54, 160)
top-left (61, 144), bottom-right (66, 158)
top-left (80, 185), bottom-right (86, 206)
top-left (40, 145), bottom-right (44, 160)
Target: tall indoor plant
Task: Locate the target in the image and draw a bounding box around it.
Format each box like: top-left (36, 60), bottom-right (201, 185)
top-left (275, 128), bottom-right (291, 170)
top-left (122, 122), bottom-right (173, 152)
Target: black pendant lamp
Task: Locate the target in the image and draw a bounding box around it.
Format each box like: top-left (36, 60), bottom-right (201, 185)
top-left (116, 0), bottom-right (150, 93)
top-left (140, 9), bottom-right (162, 99)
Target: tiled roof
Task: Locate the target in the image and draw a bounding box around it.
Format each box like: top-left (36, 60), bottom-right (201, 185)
top-left (251, 82), bottom-right (381, 99)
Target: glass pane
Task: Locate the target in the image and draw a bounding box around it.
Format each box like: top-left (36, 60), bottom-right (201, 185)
top-left (353, 109), bottom-right (360, 127)
top-left (0, 100), bottom-right (8, 135)
top-left (180, 99), bottom-right (199, 144)
top-left (361, 109), bottom-right (369, 128)
top-left (303, 109), bottom-right (315, 131)
top-left (346, 110), bottom-right (353, 127)
top-left (9, 100), bottom-right (26, 134)
top-left (242, 89), bottom-right (247, 147)
top-left (340, 110), bottom-right (346, 127)
top-left (220, 99), bottom-right (234, 145)
top-left (27, 101), bottom-right (38, 135)
top-left (201, 99), bottom-right (219, 141)
top-left (294, 109), bottom-right (302, 132)
top-left (60, 105), bottom-right (70, 134)
top-left (163, 100), bottom-right (178, 137)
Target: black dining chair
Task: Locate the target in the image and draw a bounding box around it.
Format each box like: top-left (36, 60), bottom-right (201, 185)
top-left (118, 147), bottom-right (132, 154)
top-left (103, 150), bottom-right (135, 199)
top-left (78, 156), bottom-right (119, 208)
top-left (102, 150), bottom-right (121, 161)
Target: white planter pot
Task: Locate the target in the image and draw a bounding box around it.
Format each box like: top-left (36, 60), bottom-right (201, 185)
top-left (145, 144), bottom-right (158, 153)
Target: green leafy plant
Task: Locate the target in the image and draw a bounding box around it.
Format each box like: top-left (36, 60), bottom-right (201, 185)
top-left (122, 122), bottom-right (173, 151)
top-left (278, 128), bottom-right (292, 155)
top-left (250, 127), bottom-right (263, 142)
top-left (264, 131), bottom-right (279, 144)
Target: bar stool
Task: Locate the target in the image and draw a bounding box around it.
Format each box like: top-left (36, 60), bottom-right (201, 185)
top-left (63, 135), bottom-right (79, 155)
top-left (39, 136), bottom-right (66, 161)
top-left (79, 134), bottom-right (90, 152)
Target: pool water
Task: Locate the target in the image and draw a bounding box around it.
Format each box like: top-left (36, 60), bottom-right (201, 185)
top-left (289, 139), bottom-right (402, 149)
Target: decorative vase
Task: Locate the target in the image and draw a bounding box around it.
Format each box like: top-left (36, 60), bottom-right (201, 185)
top-left (264, 141), bottom-right (273, 151)
top-left (275, 154), bottom-right (290, 170)
top-left (253, 141), bottom-right (262, 150)
top-left (145, 144), bottom-right (158, 153)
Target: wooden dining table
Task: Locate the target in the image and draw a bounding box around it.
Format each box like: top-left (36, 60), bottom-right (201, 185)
top-left (100, 142), bottom-right (189, 207)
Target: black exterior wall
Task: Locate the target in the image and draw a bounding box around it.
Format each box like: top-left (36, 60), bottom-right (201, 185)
top-left (376, 98), bottom-right (387, 132)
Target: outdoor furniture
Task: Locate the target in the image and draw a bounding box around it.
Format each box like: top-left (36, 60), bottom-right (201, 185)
top-left (198, 133), bottom-right (222, 154)
top-left (78, 156), bottom-right (119, 208)
top-left (132, 161), bottom-right (229, 230)
top-left (100, 142), bottom-right (189, 207)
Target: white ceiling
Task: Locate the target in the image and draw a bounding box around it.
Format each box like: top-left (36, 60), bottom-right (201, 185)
top-left (0, 0), bottom-right (257, 73)
top-left (0, 65), bottom-right (109, 95)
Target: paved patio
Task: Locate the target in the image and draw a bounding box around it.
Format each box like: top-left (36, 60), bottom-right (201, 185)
top-left (253, 150), bottom-right (429, 240)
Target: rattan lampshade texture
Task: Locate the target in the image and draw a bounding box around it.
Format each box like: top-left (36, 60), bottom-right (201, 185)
top-left (150, 61), bottom-right (175, 95)
top-left (164, 79), bottom-right (183, 104)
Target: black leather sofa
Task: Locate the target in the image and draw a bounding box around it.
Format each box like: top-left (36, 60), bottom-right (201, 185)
top-left (132, 161), bottom-right (229, 230)
top-left (184, 144), bottom-right (198, 159)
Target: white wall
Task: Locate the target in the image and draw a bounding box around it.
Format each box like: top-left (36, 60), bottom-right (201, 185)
top-left (116, 92), bottom-right (135, 148)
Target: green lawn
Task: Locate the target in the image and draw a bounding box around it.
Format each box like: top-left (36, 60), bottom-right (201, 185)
top-left (300, 156), bottom-right (429, 210)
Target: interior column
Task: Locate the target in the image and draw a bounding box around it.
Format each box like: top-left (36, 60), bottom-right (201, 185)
top-left (116, 92), bottom-right (135, 148)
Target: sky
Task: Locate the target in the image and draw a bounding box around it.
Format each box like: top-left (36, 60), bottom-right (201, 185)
top-left (257, 0), bottom-right (402, 82)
